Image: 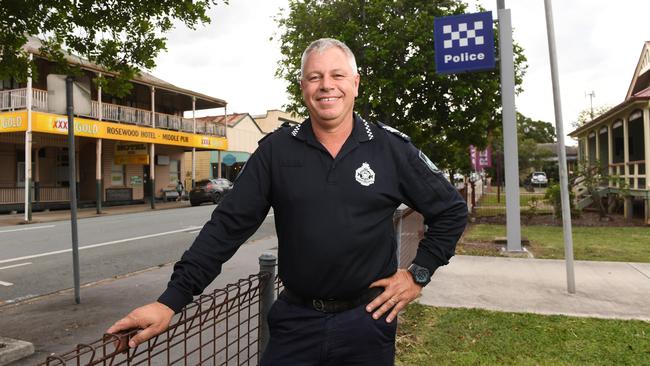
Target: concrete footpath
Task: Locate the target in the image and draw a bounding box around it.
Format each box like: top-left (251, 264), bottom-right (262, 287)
top-left (1, 205), bottom-right (649, 364)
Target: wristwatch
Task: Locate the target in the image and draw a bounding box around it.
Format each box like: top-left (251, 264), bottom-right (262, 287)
top-left (407, 263), bottom-right (431, 287)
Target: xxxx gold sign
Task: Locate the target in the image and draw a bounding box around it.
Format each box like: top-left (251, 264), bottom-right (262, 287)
top-left (0, 111), bottom-right (27, 133)
top-left (0, 111), bottom-right (227, 150)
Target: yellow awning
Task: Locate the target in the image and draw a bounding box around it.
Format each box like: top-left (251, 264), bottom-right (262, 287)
top-left (0, 111), bottom-right (227, 150)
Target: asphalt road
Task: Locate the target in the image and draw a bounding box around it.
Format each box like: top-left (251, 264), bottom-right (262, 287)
top-left (0, 204), bottom-right (276, 304)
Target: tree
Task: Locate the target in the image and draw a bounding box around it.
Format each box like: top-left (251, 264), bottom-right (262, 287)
top-left (487, 112), bottom-right (555, 184)
top-left (274, 0), bottom-right (527, 171)
top-left (0, 0), bottom-right (225, 96)
top-left (518, 112), bottom-right (555, 143)
top-left (571, 105), bottom-right (611, 128)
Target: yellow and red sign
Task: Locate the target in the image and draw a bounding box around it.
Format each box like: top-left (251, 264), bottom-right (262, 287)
top-left (0, 111), bottom-right (228, 150)
top-left (114, 142), bottom-right (150, 165)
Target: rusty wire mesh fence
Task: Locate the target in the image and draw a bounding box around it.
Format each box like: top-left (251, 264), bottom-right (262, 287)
top-left (472, 185), bottom-right (554, 218)
top-left (38, 208), bottom-right (423, 366)
top-left (394, 205), bottom-right (424, 269)
top-left (39, 274), bottom-right (279, 366)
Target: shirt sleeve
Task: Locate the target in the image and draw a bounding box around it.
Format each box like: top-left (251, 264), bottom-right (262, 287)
top-left (158, 142), bottom-right (273, 313)
top-left (397, 143), bottom-right (468, 275)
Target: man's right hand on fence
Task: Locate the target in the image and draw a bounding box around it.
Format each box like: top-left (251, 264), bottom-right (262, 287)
top-left (106, 301), bottom-right (174, 348)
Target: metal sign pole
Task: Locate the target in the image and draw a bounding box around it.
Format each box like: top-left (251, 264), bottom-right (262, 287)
top-left (543, 0), bottom-right (576, 293)
top-left (497, 1), bottom-right (522, 251)
top-left (66, 76), bottom-right (81, 304)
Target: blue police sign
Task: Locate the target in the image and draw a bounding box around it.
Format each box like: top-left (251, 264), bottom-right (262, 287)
top-left (434, 11), bottom-right (495, 74)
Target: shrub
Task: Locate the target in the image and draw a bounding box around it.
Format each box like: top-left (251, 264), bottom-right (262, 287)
top-left (544, 183), bottom-right (577, 218)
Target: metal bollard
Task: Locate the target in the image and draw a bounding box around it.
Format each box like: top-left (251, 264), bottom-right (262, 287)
top-left (258, 253), bottom-right (277, 357)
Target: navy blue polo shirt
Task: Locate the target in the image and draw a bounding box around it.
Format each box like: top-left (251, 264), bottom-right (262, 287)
top-left (158, 114), bottom-right (467, 313)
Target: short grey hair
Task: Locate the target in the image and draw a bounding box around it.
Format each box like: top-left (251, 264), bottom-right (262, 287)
top-left (300, 38), bottom-right (358, 78)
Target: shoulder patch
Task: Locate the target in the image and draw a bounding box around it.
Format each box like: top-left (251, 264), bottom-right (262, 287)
top-left (378, 122), bottom-right (410, 142)
top-left (418, 150), bottom-right (440, 173)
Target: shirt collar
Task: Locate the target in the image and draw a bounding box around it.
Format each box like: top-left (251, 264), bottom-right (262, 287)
top-left (290, 113), bottom-right (375, 143)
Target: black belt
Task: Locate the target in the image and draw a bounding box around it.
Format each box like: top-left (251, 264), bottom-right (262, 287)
top-left (280, 287), bottom-right (383, 313)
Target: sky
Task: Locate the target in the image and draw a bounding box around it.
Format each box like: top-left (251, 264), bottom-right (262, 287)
top-left (153, 0), bottom-right (650, 145)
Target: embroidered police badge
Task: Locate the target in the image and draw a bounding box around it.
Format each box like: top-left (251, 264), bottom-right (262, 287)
top-left (419, 150), bottom-right (440, 173)
top-left (355, 162), bottom-right (375, 186)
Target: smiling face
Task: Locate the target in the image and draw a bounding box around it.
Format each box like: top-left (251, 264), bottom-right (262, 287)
top-left (300, 47), bottom-right (360, 131)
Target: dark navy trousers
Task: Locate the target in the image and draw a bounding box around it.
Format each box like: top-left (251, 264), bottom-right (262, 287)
top-left (260, 293), bottom-right (397, 366)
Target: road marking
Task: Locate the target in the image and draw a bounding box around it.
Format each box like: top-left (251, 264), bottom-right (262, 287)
top-left (0, 262), bottom-right (32, 270)
top-left (189, 230), bottom-right (201, 234)
top-left (0, 226), bottom-right (202, 265)
top-left (0, 280), bottom-right (13, 286)
top-left (266, 213), bottom-right (274, 217)
top-left (0, 225), bottom-right (55, 234)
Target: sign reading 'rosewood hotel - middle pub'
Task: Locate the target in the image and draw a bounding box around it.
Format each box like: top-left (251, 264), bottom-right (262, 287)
top-left (0, 110), bottom-right (228, 151)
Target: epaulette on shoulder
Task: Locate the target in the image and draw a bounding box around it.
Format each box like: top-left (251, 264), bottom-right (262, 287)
top-left (258, 122), bottom-right (294, 145)
top-left (377, 122), bottom-right (410, 142)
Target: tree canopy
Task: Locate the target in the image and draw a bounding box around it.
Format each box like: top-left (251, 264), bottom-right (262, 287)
top-left (274, 0), bottom-right (527, 170)
top-left (489, 112), bottom-right (556, 181)
top-left (0, 0), bottom-right (224, 95)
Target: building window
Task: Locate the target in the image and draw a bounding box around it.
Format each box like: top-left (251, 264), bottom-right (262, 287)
top-left (15, 150), bottom-right (35, 187)
top-left (587, 132), bottom-right (597, 165)
top-left (628, 112), bottom-right (645, 162)
top-left (111, 162), bottom-right (124, 186)
top-left (55, 148), bottom-right (70, 187)
top-left (598, 127), bottom-right (608, 169)
top-left (612, 122), bottom-right (624, 164)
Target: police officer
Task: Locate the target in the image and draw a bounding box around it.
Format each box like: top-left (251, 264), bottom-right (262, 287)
top-left (108, 38), bottom-right (467, 365)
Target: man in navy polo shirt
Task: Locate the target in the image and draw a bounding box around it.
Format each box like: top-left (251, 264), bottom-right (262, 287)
top-left (108, 38), bottom-right (467, 365)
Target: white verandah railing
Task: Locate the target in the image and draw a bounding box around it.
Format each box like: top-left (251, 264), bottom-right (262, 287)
top-left (1, 88), bottom-right (225, 137)
top-left (0, 88), bottom-right (48, 111)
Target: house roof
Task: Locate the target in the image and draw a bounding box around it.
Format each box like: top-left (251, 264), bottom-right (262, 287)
top-left (253, 110), bottom-right (305, 133)
top-left (197, 113), bottom-right (266, 134)
top-left (625, 41), bottom-right (650, 100)
top-left (568, 95), bottom-right (650, 137)
top-left (538, 143), bottom-right (578, 156)
top-left (23, 36), bottom-right (226, 110)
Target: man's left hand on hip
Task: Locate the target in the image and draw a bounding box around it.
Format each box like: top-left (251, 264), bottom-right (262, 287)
top-left (366, 269), bottom-right (423, 323)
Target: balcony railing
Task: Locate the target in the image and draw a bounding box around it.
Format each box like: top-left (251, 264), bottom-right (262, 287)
top-left (91, 101), bottom-right (153, 126)
top-left (0, 88), bottom-right (48, 111)
top-left (609, 160), bottom-right (646, 189)
top-left (0, 88), bottom-right (226, 137)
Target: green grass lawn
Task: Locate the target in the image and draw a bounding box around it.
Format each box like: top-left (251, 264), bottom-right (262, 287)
top-left (462, 224), bottom-right (650, 262)
top-left (396, 303), bottom-right (650, 366)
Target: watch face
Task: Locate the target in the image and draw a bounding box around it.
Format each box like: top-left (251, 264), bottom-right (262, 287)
top-left (415, 268), bottom-right (429, 283)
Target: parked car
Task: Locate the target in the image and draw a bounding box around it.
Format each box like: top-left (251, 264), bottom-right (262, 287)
top-left (528, 171), bottom-right (548, 187)
top-left (189, 178), bottom-right (233, 206)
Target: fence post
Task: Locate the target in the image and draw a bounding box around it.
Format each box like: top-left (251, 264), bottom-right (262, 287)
top-left (258, 253), bottom-right (277, 357)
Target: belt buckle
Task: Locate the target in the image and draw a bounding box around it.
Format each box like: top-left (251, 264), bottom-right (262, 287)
top-left (312, 299), bottom-right (325, 312)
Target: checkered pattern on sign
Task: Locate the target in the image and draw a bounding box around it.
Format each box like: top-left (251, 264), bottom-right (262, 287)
top-left (442, 21), bottom-right (485, 49)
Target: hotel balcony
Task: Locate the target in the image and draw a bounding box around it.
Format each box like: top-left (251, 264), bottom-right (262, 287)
top-left (0, 87), bottom-right (226, 137)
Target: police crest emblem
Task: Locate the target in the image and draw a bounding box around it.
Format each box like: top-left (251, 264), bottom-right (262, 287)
top-left (355, 162), bottom-right (375, 186)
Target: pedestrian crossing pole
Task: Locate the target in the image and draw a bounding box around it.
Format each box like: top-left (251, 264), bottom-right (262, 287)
top-left (66, 75), bottom-right (81, 304)
top-left (544, 0), bottom-right (576, 293)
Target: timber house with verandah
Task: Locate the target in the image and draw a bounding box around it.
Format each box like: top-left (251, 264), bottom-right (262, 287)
top-left (569, 41), bottom-right (650, 224)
